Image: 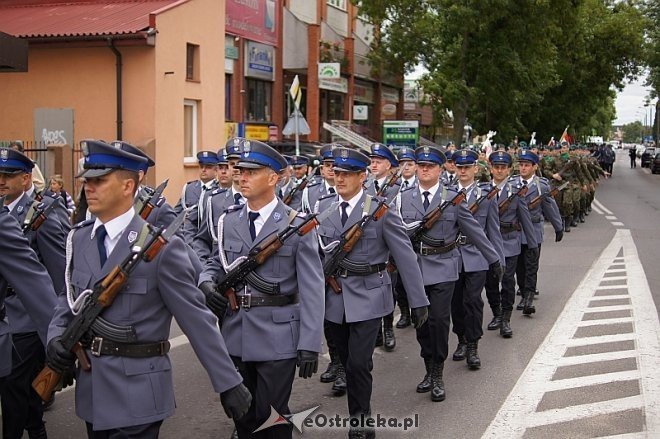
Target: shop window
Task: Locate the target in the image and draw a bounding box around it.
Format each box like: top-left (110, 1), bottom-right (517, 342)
top-left (184, 99), bottom-right (199, 162)
top-left (246, 78), bottom-right (272, 122)
top-left (186, 43), bottom-right (200, 81)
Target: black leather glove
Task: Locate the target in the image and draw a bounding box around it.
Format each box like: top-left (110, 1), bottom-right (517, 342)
top-left (555, 230), bottom-right (564, 242)
top-left (489, 262), bottom-right (504, 282)
top-left (411, 306), bottom-right (429, 329)
top-left (46, 336), bottom-right (76, 373)
top-left (296, 350), bottom-right (319, 379)
top-left (220, 382), bottom-right (252, 419)
top-left (200, 281), bottom-right (228, 318)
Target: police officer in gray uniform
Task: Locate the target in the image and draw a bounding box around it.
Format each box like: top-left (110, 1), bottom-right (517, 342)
top-left (448, 149), bottom-right (504, 369)
top-left (199, 140), bottom-right (324, 439)
top-left (47, 140), bottom-right (250, 438)
top-left (396, 146), bottom-right (501, 402)
top-left (514, 150), bottom-right (563, 314)
top-left (301, 144), bottom-right (337, 214)
top-left (0, 148), bottom-right (66, 439)
top-left (440, 150), bottom-right (458, 186)
top-left (484, 151), bottom-right (538, 337)
top-left (317, 147), bottom-right (429, 439)
top-left (192, 140), bottom-right (245, 262)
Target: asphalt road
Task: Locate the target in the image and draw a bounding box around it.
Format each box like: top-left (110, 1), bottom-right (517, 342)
top-left (11, 149), bottom-right (660, 438)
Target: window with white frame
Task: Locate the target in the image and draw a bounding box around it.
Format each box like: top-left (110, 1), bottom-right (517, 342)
top-left (183, 99), bottom-right (199, 162)
top-left (327, 0), bottom-right (346, 11)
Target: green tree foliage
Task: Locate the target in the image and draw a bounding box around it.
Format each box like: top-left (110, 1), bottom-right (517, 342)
top-left (620, 120), bottom-right (644, 143)
top-left (355, 0), bottom-right (646, 144)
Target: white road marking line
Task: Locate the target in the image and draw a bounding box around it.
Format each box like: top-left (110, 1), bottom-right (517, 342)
top-left (528, 395), bottom-right (644, 427)
top-left (606, 215), bottom-right (618, 220)
top-left (566, 333), bottom-right (635, 346)
top-left (612, 222), bottom-right (626, 226)
top-left (591, 204), bottom-right (604, 215)
top-left (544, 370), bottom-right (641, 392)
top-left (604, 269), bottom-right (627, 274)
top-left (483, 229), bottom-right (660, 437)
top-left (594, 285), bottom-right (630, 290)
top-left (576, 317), bottom-right (634, 327)
top-left (589, 294), bottom-right (631, 301)
top-left (170, 334), bottom-right (189, 348)
top-left (557, 350), bottom-right (637, 366)
top-left (593, 198), bottom-right (613, 215)
top-left (595, 432), bottom-right (649, 439)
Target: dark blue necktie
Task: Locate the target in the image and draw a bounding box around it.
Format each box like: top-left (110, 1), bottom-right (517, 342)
top-left (423, 191), bottom-right (431, 210)
top-left (329, 187), bottom-right (336, 194)
top-left (248, 212), bottom-right (259, 241)
top-left (234, 193), bottom-right (243, 206)
top-left (374, 180), bottom-right (381, 193)
top-left (340, 202), bottom-right (349, 226)
top-left (96, 225), bottom-right (108, 266)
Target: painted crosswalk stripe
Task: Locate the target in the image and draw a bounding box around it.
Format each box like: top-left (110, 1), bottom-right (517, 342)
top-left (483, 229), bottom-right (660, 438)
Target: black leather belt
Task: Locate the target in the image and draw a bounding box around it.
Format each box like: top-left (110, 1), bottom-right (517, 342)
top-left (235, 293), bottom-right (299, 310)
top-left (337, 263), bottom-right (388, 277)
top-left (500, 222), bottom-right (521, 233)
top-left (88, 337), bottom-right (170, 358)
top-left (531, 217), bottom-right (542, 223)
top-left (417, 242), bottom-right (457, 256)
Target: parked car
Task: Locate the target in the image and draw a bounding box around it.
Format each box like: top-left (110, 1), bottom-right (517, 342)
top-left (652, 153), bottom-right (660, 174)
top-left (641, 147), bottom-right (656, 168)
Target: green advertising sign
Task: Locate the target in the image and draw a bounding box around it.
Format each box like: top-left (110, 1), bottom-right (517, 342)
top-left (383, 120), bottom-right (419, 150)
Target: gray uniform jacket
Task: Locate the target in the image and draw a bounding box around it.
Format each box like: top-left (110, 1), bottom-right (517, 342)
top-left (364, 176), bottom-right (402, 200)
top-left (192, 188), bottom-right (233, 262)
top-left (301, 179), bottom-right (332, 213)
top-left (32, 188), bottom-right (71, 228)
top-left (457, 182), bottom-right (505, 272)
top-left (5, 193), bottom-right (66, 335)
top-left (279, 179), bottom-right (304, 211)
top-left (0, 210), bottom-right (57, 377)
top-left (440, 171), bottom-right (458, 186)
top-left (317, 193), bottom-right (429, 324)
top-left (48, 214), bottom-right (242, 431)
top-left (398, 185), bottom-right (500, 285)
top-left (516, 176), bottom-right (563, 244)
top-left (497, 178), bottom-right (538, 257)
top-left (199, 200), bottom-right (325, 362)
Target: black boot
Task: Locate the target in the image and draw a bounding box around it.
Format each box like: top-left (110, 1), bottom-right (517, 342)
top-left (466, 341), bottom-right (481, 370)
top-left (430, 361), bottom-right (446, 402)
top-left (571, 215), bottom-right (579, 227)
top-left (563, 217), bottom-right (571, 232)
top-left (28, 425), bottom-right (48, 439)
top-left (516, 296), bottom-right (525, 310)
top-left (383, 315), bottom-right (396, 351)
top-left (396, 305), bottom-right (411, 328)
top-left (320, 350), bottom-right (340, 383)
top-left (416, 358), bottom-right (432, 393)
top-left (522, 290), bottom-right (536, 315)
top-left (332, 363), bottom-right (347, 396)
top-left (375, 324), bottom-right (383, 347)
top-left (487, 307), bottom-right (502, 330)
top-left (579, 211), bottom-right (586, 223)
top-left (452, 336), bottom-right (467, 361)
top-left (500, 310), bottom-right (513, 338)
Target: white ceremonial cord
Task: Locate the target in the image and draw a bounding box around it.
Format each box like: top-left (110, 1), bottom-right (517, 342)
top-left (217, 211), bottom-right (248, 272)
top-left (65, 229), bottom-right (92, 315)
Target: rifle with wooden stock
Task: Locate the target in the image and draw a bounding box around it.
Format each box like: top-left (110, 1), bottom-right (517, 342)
top-left (407, 191), bottom-right (467, 245)
top-left (528, 181), bottom-right (569, 210)
top-left (283, 167), bottom-right (318, 206)
top-left (323, 198), bottom-right (392, 294)
top-left (136, 179), bottom-right (169, 220)
top-left (218, 205), bottom-right (338, 312)
top-left (31, 209), bottom-right (188, 402)
top-left (468, 186), bottom-right (499, 214)
top-left (498, 184), bottom-right (529, 215)
top-left (22, 201), bottom-right (57, 233)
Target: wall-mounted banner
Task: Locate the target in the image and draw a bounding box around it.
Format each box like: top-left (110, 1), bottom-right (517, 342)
top-left (319, 77), bottom-right (348, 94)
top-left (226, 0), bottom-right (279, 46)
top-left (245, 41), bottom-right (275, 81)
top-left (383, 120), bottom-right (419, 150)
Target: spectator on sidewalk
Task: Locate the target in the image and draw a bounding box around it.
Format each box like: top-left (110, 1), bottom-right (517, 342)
top-left (46, 174), bottom-right (76, 215)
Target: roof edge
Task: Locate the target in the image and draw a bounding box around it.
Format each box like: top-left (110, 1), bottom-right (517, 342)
top-left (149, 0), bottom-right (191, 27)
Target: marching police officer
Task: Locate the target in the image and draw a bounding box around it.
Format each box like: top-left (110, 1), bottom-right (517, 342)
top-left (47, 140), bottom-right (250, 438)
top-left (199, 140), bottom-right (325, 439)
top-left (191, 139), bottom-right (245, 262)
top-left (396, 146), bottom-right (501, 402)
top-left (317, 147), bottom-right (429, 439)
top-left (301, 144), bottom-right (337, 214)
top-left (449, 149), bottom-right (504, 369)
top-left (0, 148), bottom-right (66, 439)
top-left (440, 150), bottom-right (458, 185)
top-left (174, 150), bottom-right (220, 236)
top-left (484, 151), bottom-right (538, 337)
top-left (514, 150), bottom-right (563, 314)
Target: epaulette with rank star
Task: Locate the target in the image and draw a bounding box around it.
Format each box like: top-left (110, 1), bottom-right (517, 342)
top-left (400, 184), bottom-right (416, 193)
top-left (478, 181), bottom-right (493, 189)
top-left (539, 176), bottom-right (549, 184)
top-left (318, 193), bottom-right (337, 202)
top-left (210, 187), bottom-right (229, 197)
top-left (224, 204), bottom-right (243, 214)
top-left (185, 180), bottom-right (198, 186)
top-left (306, 179), bottom-right (322, 188)
top-left (72, 218), bottom-right (95, 229)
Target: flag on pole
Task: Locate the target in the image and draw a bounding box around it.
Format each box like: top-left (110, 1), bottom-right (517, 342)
top-left (289, 75), bottom-right (302, 110)
top-left (559, 125), bottom-right (572, 144)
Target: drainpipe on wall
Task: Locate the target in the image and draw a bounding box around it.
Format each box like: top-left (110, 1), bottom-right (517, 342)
top-left (107, 38), bottom-right (123, 140)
